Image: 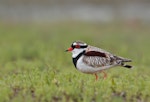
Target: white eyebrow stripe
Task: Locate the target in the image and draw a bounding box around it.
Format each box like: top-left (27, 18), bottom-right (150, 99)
top-left (73, 42), bottom-right (87, 46)
top-left (79, 43), bottom-right (87, 46)
top-left (73, 42), bottom-right (77, 45)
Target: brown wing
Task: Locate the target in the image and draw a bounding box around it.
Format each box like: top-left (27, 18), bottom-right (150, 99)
top-left (83, 51), bottom-right (116, 68)
top-left (84, 51), bottom-right (107, 57)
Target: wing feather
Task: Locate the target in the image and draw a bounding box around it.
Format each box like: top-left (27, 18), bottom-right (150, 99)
top-left (82, 45), bottom-right (131, 68)
top-left (83, 46), bottom-right (118, 67)
top-left (82, 55), bottom-right (115, 68)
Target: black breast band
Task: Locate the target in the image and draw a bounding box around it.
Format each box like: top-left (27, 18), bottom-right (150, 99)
top-left (72, 50), bottom-right (85, 68)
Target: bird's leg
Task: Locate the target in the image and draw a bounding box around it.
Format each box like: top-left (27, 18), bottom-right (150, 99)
top-left (101, 70), bottom-right (107, 79)
top-left (94, 74), bottom-right (98, 81)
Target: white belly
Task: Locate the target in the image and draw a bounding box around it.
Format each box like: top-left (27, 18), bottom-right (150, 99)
top-left (76, 56), bottom-right (117, 74)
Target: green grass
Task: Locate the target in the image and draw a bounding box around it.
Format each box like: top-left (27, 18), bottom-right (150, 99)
top-left (0, 21), bottom-right (150, 102)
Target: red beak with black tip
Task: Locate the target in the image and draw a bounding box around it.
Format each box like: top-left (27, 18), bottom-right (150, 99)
top-left (65, 47), bottom-right (73, 52)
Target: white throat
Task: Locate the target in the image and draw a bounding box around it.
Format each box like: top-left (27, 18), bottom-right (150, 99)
top-left (72, 48), bottom-right (85, 58)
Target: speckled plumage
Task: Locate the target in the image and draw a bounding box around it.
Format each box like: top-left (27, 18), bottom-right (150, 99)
top-left (82, 45), bottom-right (131, 69)
top-left (66, 41), bottom-right (132, 80)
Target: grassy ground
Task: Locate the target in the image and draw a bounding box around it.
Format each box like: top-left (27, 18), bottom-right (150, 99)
top-left (0, 21), bottom-right (150, 102)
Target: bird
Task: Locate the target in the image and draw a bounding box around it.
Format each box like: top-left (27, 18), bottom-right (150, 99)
top-left (66, 41), bottom-right (132, 80)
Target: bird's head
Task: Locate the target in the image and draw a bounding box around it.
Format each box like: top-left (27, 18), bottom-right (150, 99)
top-left (66, 41), bottom-right (88, 58)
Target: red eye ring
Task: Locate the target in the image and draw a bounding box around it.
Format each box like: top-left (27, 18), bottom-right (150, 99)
top-left (75, 45), bottom-right (80, 48)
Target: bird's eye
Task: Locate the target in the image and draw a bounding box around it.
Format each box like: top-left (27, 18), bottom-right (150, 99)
top-left (75, 45), bottom-right (80, 48)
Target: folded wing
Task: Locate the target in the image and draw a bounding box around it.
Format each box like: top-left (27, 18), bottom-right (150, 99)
top-left (83, 51), bottom-right (116, 68)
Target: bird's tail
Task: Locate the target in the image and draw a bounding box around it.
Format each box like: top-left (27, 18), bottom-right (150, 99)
top-left (122, 64), bottom-right (132, 68)
top-left (117, 58), bottom-right (132, 68)
top-left (121, 58), bottom-right (132, 68)
top-left (114, 55), bottom-right (132, 68)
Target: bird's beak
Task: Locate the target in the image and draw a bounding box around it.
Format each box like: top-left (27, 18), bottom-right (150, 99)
top-left (65, 47), bottom-right (73, 52)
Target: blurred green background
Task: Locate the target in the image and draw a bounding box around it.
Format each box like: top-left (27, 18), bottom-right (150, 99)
top-left (0, 0), bottom-right (150, 102)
